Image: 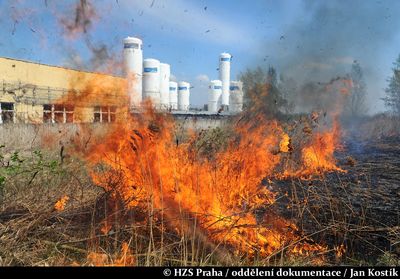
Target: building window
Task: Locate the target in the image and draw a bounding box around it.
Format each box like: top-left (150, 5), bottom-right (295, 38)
top-left (43, 104), bottom-right (53, 123)
top-left (0, 102), bottom-right (15, 124)
top-left (44, 104), bottom-right (74, 123)
top-left (93, 106), bottom-right (116, 123)
top-left (54, 104), bottom-right (64, 123)
top-left (93, 107), bottom-right (101, 123)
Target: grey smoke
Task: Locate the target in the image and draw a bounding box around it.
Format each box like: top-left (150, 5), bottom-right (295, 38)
top-left (263, 0), bottom-right (400, 113)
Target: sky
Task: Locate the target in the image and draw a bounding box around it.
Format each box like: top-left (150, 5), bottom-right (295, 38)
top-left (0, 0), bottom-right (399, 112)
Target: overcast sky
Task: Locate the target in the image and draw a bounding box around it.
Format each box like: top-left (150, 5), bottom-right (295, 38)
top-left (0, 0), bottom-right (399, 112)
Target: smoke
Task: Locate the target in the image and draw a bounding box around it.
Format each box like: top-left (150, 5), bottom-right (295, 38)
top-left (58, 0), bottom-right (98, 39)
top-left (56, 0), bottom-right (123, 75)
top-left (265, 0), bottom-right (400, 113)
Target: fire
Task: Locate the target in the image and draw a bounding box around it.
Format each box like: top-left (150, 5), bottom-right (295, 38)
top-left (279, 133), bottom-right (291, 153)
top-left (54, 195), bottom-right (69, 211)
top-left (300, 120), bottom-right (344, 175)
top-left (79, 109), bottom-right (333, 258)
top-left (87, 242), bottom-right (135, 266)
top-left (334, 244), bottom-right (346, 259)
top-left (51, 73), bottom-right (349, 261)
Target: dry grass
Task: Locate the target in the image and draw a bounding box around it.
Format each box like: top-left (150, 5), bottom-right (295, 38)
top-left (0, 116), bottom-right (399, 266)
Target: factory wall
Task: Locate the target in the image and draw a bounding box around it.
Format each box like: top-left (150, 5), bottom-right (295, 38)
top-left (0, 57), bottom-right (126, 124)
top-left (173, 114), bottom-right (229, 131)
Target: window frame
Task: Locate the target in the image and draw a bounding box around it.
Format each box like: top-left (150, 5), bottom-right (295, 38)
top-left (93, 106), bottom-right (117, 123)
top-left (0, 102), bottom-right (15, 124)
top-left (43, 104), bottom-right (74, 124)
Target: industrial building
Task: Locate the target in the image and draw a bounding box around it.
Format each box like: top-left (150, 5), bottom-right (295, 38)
top-left (0, 56), bottom-right (126, 124)
top-left (0, 36), bottom-right (243, 124)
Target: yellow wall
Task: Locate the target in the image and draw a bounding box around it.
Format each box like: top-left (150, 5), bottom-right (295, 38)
top-left (0, 57), bottom-right (127, 123)
top-left (0, 57), bottom-right (124, 89)
top-left (15, 103), bottom-right (43, 124)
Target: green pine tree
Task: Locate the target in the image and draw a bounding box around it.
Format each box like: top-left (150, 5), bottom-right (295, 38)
top-left (384, 54), bottom-right (400, 115)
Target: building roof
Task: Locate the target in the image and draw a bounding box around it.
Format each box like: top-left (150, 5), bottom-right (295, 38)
top-left (0, 56), bottom-right (124, 79)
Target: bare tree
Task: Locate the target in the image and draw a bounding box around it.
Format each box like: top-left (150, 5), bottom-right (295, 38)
top-left (238, 66), bottom-right (288, 118)
top-left (347, 60), bottom-right (368, 117)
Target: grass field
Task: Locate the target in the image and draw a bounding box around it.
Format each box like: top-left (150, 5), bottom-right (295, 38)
top-left (0, 115), bottom-right (399, 266)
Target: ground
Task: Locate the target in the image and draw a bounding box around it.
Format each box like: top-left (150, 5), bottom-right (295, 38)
top-left (272, 136), bottom-right (400, 265)
top-left (0, 117), bottom-right (399, 266)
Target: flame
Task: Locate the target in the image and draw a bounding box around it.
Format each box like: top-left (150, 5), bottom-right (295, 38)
top-left (279, 133), bottom-right (290, 153)
top-left (114, 242), bottom-right (135, 266)
top-left (57, 73), bottom-right (128, 123)
top-left (49, 73), bottom-right (350, 261)
top-left (300, 120), bottom-right (343, 175)
top-left (334, 244), bottom-right (346, 259)
top-left (54, 195), bottom-right (69, 211)
top-left (80, 110), bottom-right (331, 257)
top-left (87, 242), bottom-right (135, 266)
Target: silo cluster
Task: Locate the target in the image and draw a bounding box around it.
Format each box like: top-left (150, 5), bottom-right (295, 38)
top-left (123, 36), bottom-right (190, 111)
top-left (123, 36), bottom-right (242, 114)
top-left (206, 52), bottom-right (243, 113)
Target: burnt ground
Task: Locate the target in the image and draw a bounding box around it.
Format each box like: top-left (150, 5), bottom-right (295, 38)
top-left (271, 136), bottom-right (400, 264)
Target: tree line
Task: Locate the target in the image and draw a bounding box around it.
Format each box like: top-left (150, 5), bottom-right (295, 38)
top-left (238, 54), bottom-right (400, 118)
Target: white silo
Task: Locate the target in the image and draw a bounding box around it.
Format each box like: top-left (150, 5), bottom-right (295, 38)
top-left (159, 63), bottom-right (171, 109)
top-left (123, 37), bottom-right (143, 108)
top-left (178, 81), bottom-right (190, 111)
top-left (169, 81), bottom-right (178, 110)
top-left (143, 58), bottom-right (161, 107)
top-left (208, 80), bottom-right (222, 113)
top-left (219, 52), bottom-right (232, 107)
top-left (229, 81), bottom-right (243, 113)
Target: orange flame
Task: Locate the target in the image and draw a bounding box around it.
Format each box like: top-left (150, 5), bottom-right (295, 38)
top-left (51, 73), bottom-right (349, 260)
top-left (54, 195), bottom-right (69, 211)
top-left (334, 244), bottom-right (346, 259)
top-left (279, 133), bottom-right (291, 153)
top-left (299, 120), bottom-right (344, 176)
top-left (87, 242), bottom-right (135, 266)
top-left (80, 110), bottom-right (331, 257)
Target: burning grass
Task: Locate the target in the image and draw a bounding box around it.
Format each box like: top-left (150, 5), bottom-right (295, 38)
top-left (73, 103), bottom-right (348, 261)
top-left (0, 115), bottom-right (399, 266)
top-left (0, 75), bottom-right (398, 266)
